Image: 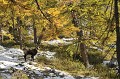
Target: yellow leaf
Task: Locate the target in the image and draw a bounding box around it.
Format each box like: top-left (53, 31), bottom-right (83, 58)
top-left (47, 8), bottom-right (60, 16)
top-left (2, 0), bottom-right (8, 4)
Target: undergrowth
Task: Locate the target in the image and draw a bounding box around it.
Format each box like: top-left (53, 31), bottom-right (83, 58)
top-left (37, 44), bottom-right (117, 79)
top-left (1, 40), bottom-right (117, 78)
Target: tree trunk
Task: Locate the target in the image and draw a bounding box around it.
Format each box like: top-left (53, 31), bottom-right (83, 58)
top-left (79, 30), bottom-right (90, 68)
top-left (17, 17), bottom-right (23, 49)
top-left (11, 10), bottom-right (15, 35)
top-left (33, 16), bottom-right (37, 45)
top-left (37, 34), bottom-right (43, 45)
top-left (71, 10), bottom-right (90, 68)
top-left (37, 28), bottom-right (45, 45)
top-left (114, 0), bottom-right (120, 77)
top-left (33, 27), bottom-right (37, 44)
top-left (11, 8), bottom-right (17, 43)
top-left (0, 24), bottom-right (2, 43)
top-left (18, 27), bottom-right (22, 49)
top-left (80, 42), bottom-right (89, 67)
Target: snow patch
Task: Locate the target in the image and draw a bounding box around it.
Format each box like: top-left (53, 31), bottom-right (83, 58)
top-left (42, 38), bottom-right (73, 46)
top-left (37, 51), bottom-right (56, 59)
top-left (0, 45), bottom-right (99, 79)
top-left (0, 45), bottom-right (5, 51)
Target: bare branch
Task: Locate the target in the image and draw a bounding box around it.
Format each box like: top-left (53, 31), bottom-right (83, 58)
top-left (34, 0), bottom-right (52, 23)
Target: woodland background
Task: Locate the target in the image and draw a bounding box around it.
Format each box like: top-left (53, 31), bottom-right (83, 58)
top-left (0, 0), bottom-right (120, 79)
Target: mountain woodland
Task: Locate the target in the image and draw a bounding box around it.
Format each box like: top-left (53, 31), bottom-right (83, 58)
top-left (0, 0), bottom-right (120, 78)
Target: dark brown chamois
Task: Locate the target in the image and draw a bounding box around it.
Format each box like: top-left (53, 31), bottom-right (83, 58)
top-left (23, 48), bottom-right (38, 61)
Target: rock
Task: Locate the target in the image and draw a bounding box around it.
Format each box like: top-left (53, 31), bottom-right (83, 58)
top-left (75, 76), bottom-right (83, 79)
top-left (0, 73), bottom-right (11, 79)
top-left (49, 73), bottom-right (56, 77)
top-left (59, 72), bottom-right (65, 78)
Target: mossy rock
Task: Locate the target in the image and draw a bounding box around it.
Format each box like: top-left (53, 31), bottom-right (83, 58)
top-left (11, 70), bottom-right (28, 79)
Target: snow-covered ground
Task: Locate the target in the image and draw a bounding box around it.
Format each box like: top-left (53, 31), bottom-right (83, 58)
top-left (0, 39), bottom-right (99, 79)
top-left (37, 51), bottom-right (56, 59)
top-left (41, 38), bottom-right (74, 46)
top-left (0, 46), bottom-right (76, 79)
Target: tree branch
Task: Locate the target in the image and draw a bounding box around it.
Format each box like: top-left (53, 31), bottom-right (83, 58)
top-left (34, 0), bottom-right (52, 23)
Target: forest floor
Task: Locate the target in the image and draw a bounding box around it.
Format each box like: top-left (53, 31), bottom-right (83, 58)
top-left (0, 38), bottom-right (101, 79)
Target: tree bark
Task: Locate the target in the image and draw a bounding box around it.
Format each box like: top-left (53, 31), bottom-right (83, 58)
top-left (79, 30), bottom-right (90, 68)
top-left (18, 27), bottom-right (22, 49)
top-left (114, 0), bottom-right (120, 77)
top-left (33, 27), bottom-right (37, 44)
top-left (71, 10), bottom-right (90, 68)
top-left (37, 28), bottom-right (45, 45)
top-left (80, 42), bottom-right (89, 67)
top-left (0, 24), bottom-right (2, 43)
top-left (17, 17), bottom-right (23, 49)
top-left (11, 8), bottom-right (18, 43)
top-left (32, 16), bottom-right (37, 44)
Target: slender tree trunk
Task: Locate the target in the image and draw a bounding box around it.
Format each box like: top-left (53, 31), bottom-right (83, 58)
top-left (71, 10), bottom-right (90, 68)
top-left (18, 27), bottom-right (22, 49)
top-left (33, 17), bottom-right (37, 44)
top-left (37, 34), bottom-right (43, 45)
top-left (37, 28), bottom-right (45, 45)
top-left (11, 8), bottom-right (17, 43)
top-left (33, 27), bottom-right (37, 44)
top-left (114, 0), bottom-right (120, 77)
top-left (17, 17), bottom-right (22, 49)
top-left (11, 10), bottom-right (15, 35)
top-left (79, 30), bottom-right (90, 68)
top-left (80, 43), bottom-right (89, 67)
top-left (0, 24), bottom-right (3, 43)
top-left (0, 24), bottom-right (2, 43)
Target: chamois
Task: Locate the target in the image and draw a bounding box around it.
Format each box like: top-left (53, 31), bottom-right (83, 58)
top-left (23, 48), bottom-right (38, 61)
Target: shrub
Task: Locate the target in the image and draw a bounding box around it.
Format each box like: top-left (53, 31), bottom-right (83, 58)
top-left (36, 55), bottom-right (51, 65)
top-left (54, 44), bottom-right (77, 60)
top-left (1, 40), bottom-right (15, 47)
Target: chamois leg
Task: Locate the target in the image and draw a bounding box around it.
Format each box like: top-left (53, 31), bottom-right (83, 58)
top-left (24, 54), bottom-right (27, 61)
top-left (31, 55), bottom-right (34, 61)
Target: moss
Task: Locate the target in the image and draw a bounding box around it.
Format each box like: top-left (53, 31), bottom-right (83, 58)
top-left (11, 70), bottom-right (29, 79)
